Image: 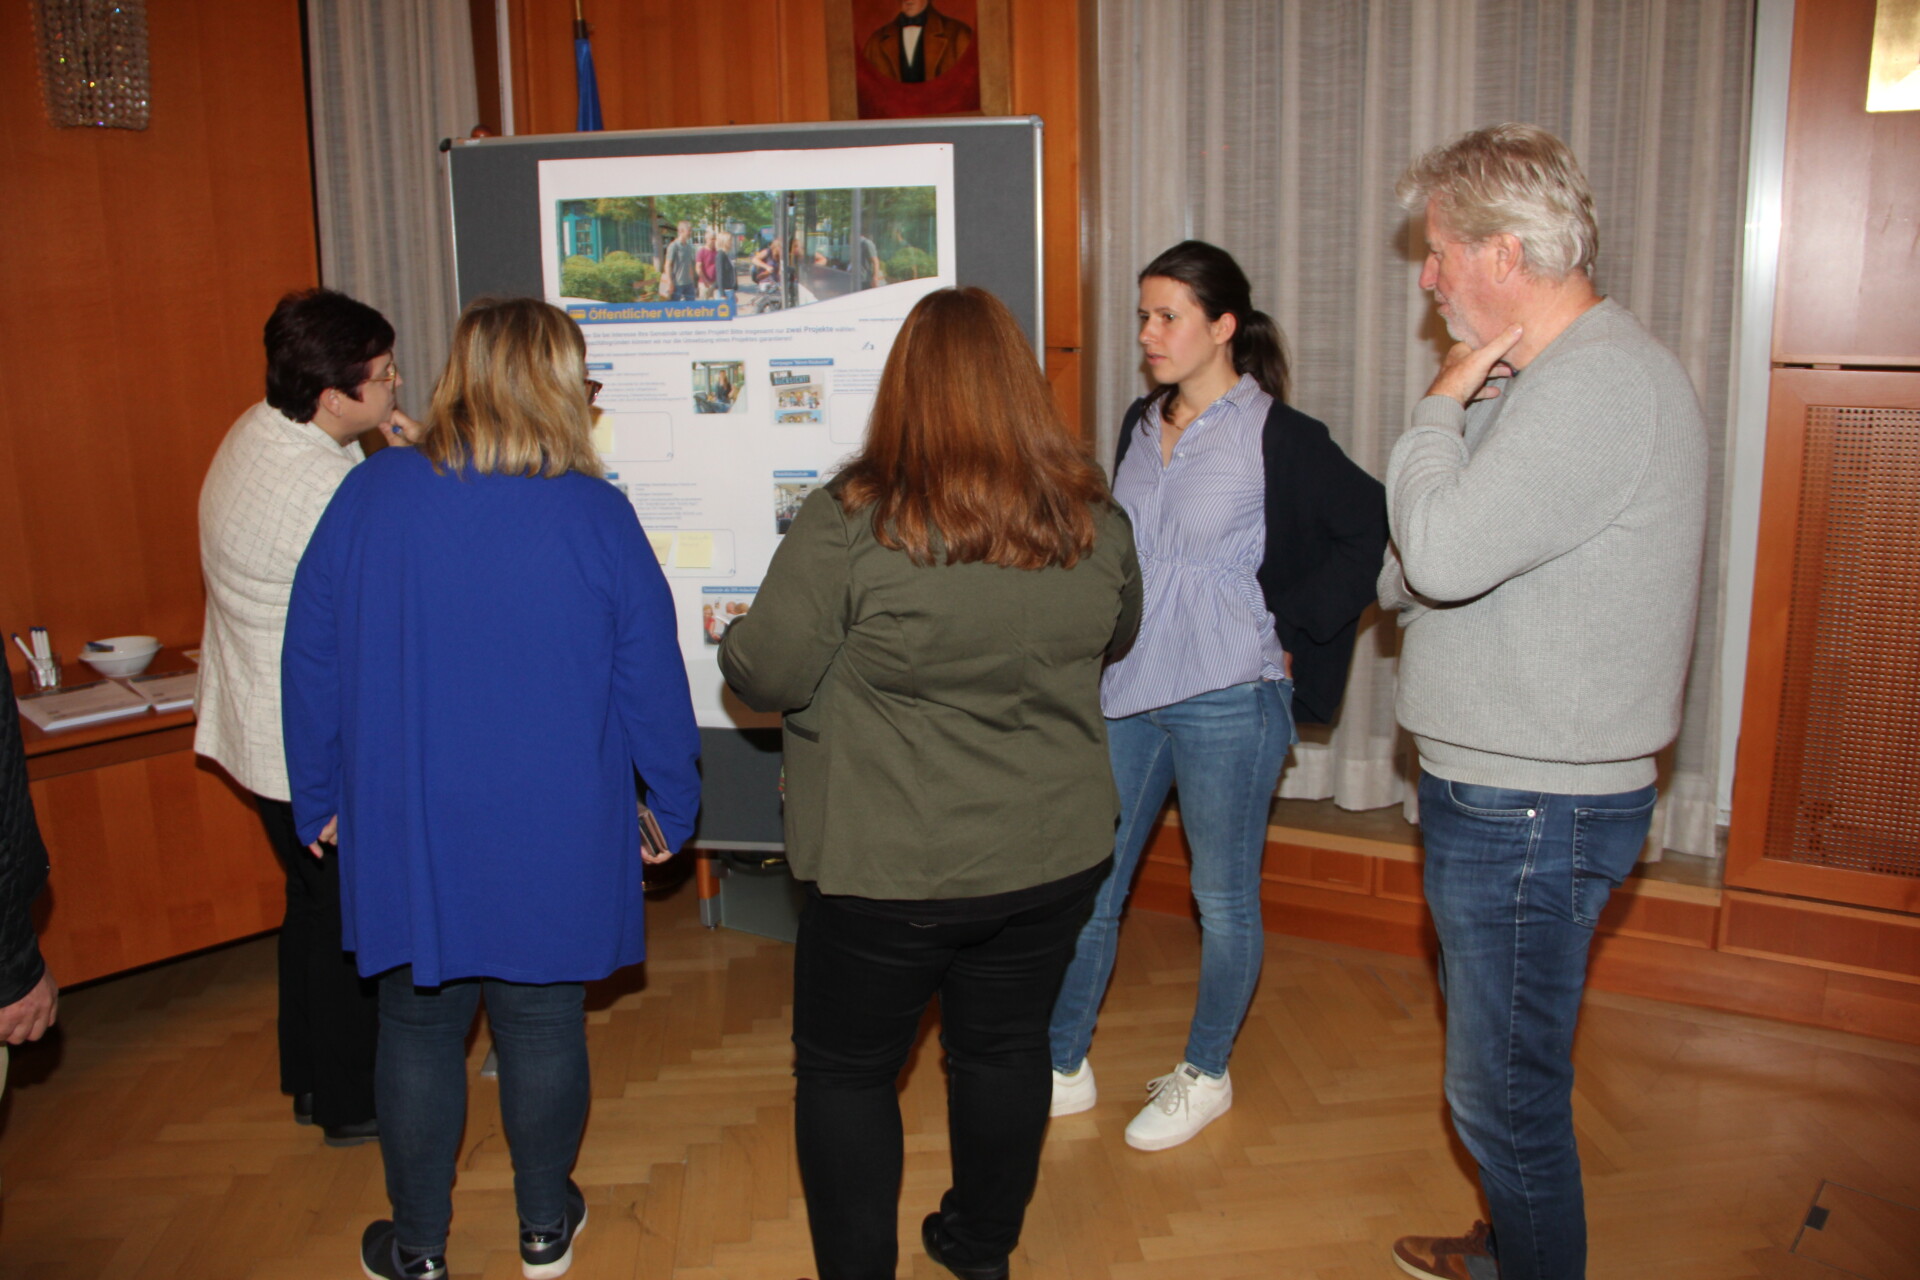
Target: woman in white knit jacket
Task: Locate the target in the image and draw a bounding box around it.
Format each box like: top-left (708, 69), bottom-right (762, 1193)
top-left (196, 288), bottom-right (418, 1146)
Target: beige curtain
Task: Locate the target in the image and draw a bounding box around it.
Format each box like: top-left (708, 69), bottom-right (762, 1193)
top-left (1093, 0), bottom-right (1751, 857)
top-left (306, 1), bottom-right (479, 421)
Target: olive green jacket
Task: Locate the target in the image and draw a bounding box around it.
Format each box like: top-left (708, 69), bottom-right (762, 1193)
top-left (719, 487), bottom-right (1141, 899)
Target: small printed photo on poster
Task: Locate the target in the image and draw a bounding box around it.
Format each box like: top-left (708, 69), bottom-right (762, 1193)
top-left (774, 471), bottom-right (822, 534)
top-left (702, 586), bottom-right (758, 646)
top-left (777, 384), bottom-right (823, 413)
top-left (770, 362), bottom-right (829, 427)
top-left (694, 361), bottom-right (746, 414)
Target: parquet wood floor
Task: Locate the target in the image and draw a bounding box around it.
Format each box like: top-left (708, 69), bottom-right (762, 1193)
top-left (3, 883), bottom-right (1917, 1279)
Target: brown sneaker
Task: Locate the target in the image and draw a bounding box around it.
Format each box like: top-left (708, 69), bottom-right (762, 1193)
top-left (1392, 1220), bottom-right (1497, 1279)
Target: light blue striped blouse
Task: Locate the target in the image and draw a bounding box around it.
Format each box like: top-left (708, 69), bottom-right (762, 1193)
top-left (1102, 374), bottom-right (1287, 719)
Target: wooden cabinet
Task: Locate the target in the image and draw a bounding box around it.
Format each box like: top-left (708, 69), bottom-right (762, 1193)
top-left (1771, 0), bottom-right (1920, 365)
top-left (22, 660), bottom-right (282, 987)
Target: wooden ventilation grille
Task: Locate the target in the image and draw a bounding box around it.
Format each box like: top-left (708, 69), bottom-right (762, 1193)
top-left (1763, 404), bottom-right (1920, 878)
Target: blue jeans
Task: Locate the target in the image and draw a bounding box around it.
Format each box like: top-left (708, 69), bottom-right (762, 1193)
top-left (377, 967), bottom-right (589, 1256)
top-left (1049, 679), bottom-right (1294, 1078)
top-left (1420, 771), bottom-right (1656, 1280)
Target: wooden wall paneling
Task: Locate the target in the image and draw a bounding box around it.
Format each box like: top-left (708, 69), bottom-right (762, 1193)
top-left (506, 0), bottom-right (565, 135)
top-left (1773, 0), bottom-right (1920, 365)
top-left (1008, 0), bottom-right (1081, 356)
top-left (1265, 839), bottom-right (1375, 896)
top-left (1376, 857), bottom-right (1423, 904)
top-left (776, 0), bottom-right (833, 123)
top-left (470, 0), bottom-right (504, 135)
top-left (1586, 930), bottom-right (1834, 1030)
top-left (508, 0), bottom-right (826, 135)
top-left (1075, 0), bottom-right (1100, 439)
top-left (0, 0), bottom-right (317, 668)
top-left (1258, 878), bottom-right (1430, 959)
top-left (1719, 890), bottom-right (1920, 987)
top-left (1822, 969), bottom-right (1920, 1042)
top-left (1726, 369), bottom-right (1920, 913)
top-left (1595, 880), bottom-right (1719, 949)
top-left (1044, 348), bottom-right (1082, 439)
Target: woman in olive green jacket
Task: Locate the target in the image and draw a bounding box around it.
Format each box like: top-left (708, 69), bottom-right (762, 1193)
top-left (720, 286), bottom-right (1140, 1280)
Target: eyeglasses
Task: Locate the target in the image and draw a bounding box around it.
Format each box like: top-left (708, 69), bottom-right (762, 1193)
top-left (366, 363), bottom-right (400, 386)
top-left (585, 379), bottom-right (603, 405)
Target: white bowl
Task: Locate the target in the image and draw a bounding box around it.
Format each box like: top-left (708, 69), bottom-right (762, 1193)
top-left (81, 635), bottom-right (161, 678)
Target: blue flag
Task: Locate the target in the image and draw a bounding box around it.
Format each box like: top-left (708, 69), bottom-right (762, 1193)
top-left (574, 20), bottom-right (603, 132)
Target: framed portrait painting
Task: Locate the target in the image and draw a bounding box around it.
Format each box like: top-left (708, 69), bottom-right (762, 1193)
top-left (827, 0), bottom-right (1011, 120)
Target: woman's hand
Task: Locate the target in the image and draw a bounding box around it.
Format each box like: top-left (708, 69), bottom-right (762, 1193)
top-left (307, 814), bottom-right (338, 858)
top-left (385, 408), bottom-right (426, 446)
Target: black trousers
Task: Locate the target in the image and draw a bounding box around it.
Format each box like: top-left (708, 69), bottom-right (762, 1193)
top-left (792, 877), bottom-right (1099, 1280)
top-left (255, 796), bottom-right (378, 1127)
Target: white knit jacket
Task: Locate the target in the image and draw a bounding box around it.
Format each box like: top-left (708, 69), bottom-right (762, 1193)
top-left (195, 401), bottom-right (363, 800)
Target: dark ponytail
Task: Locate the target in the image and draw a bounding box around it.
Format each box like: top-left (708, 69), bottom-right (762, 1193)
top-left (1138, 240), bottom-right (1290, 409)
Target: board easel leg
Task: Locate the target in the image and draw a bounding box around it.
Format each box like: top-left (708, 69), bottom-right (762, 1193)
top-left (695, 852), bottom-right (722, 928)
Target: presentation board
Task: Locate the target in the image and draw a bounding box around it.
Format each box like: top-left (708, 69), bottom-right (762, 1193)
top-left (446, 118), bottom-right (1043, 847)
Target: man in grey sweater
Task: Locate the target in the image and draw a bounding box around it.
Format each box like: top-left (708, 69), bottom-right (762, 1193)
top-left (1379, 125), bottom-right (1707, 1280)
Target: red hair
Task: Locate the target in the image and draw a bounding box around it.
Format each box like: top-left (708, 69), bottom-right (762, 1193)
top-left (837, 287), bottom-right (1109, 569)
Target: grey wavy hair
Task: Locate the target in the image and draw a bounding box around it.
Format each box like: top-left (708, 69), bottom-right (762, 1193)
top-left (1397, 123), bottom-right (1599, 281)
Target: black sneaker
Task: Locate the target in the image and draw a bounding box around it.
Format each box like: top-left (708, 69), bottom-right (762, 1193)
top-left (360, 1221), bottom-right (446, 1280)
top-left (293, 1093), bottom-right (315, 1126)
top-left (520, 1180), bottom-right (588, 1279)
top-left (920, 1212), bottom-right (1010, 1280)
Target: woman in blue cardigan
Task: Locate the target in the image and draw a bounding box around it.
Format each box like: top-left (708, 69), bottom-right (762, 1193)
top-left (283, 298), bottom-right (701, 1280)
top-left (1048, 241), bottom-right (1386, 1151)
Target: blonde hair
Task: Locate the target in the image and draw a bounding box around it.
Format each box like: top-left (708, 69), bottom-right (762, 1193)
top-left (421, 298), bottom-right (603, 479)
top-left (1397, 123), bottom-right (1599, 281)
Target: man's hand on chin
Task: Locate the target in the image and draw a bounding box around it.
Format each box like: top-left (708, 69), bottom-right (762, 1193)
top-left (1428, 324), bottom-right (1522, 405)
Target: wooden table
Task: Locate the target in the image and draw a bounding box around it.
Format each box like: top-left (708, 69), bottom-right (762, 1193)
top-left (18, 647), bottom-right (282, 986)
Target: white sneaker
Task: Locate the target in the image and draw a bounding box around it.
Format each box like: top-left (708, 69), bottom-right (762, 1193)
top-left (1124, 1062), bottom-right (1231, 1150)
top-left (1050, 1060), bottom-right (1097, 1117)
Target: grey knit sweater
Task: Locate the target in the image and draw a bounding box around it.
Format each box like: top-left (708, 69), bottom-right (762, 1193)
top-left (1379, 299), bottom-right (1708, 794)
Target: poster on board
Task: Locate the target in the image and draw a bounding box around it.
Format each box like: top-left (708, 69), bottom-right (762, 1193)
top-left (538, 143), bottom-right (957, 728)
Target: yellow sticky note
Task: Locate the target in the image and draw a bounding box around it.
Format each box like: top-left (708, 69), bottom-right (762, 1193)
top-left (673, 531), bottom-right (715, 569)
top-left (646, 532), bottom-right (672, 564)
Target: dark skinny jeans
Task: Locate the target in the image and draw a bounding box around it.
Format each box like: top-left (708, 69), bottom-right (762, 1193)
top-left (792, 875), bottom-right (1099, 1280)
top-left (376, 967), bottom-right (588, 1256)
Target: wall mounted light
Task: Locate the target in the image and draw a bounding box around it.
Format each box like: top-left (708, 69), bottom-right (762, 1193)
top-left (1868, 0), bottom-right (1920, 111)
top-left (33, 0), bottom-right (151, 130)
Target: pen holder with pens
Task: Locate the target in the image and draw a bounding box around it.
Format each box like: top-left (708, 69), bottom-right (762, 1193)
top-left (27, 653), bottom-right (61, 693)
top-left (14, 627), bottom-right (63, 692)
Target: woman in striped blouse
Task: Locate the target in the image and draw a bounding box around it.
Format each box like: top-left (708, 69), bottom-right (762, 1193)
top-left (1048, 240), bottom-right (1387, 1151)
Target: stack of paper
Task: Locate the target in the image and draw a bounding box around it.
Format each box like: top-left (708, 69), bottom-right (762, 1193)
top-left (126, 670), bottom-right (197, 712)
top-left (17, 680), bottom-right (148, 732)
